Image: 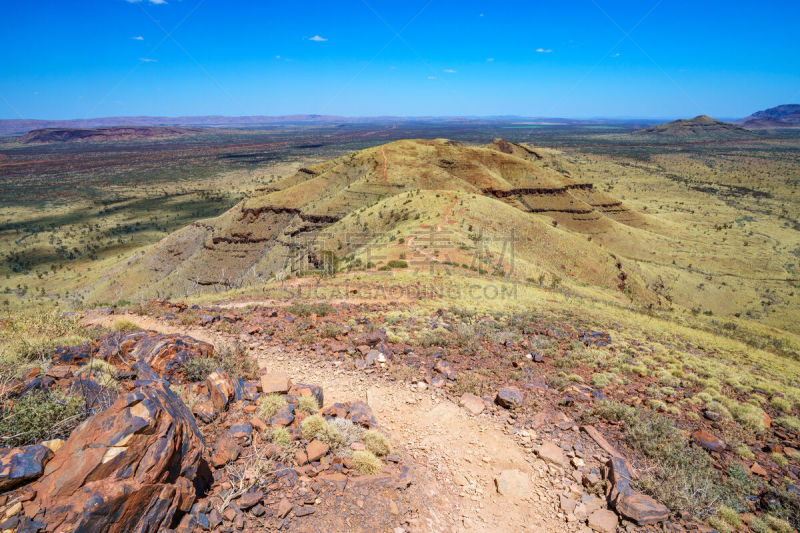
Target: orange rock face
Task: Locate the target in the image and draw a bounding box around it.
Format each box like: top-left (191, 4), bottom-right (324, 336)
top-left (29, 379), bottom-right (205, 532)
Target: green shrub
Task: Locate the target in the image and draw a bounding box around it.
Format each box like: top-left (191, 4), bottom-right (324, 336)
top-left (288, 302), bottom-right (335, 317)
top-left (0, 390), bottom-right (86, 446)
top-left (717, 505), bottom-right (741, 528)
top-left (362, 430), bottom-right (391, 456)
top-left (351, 450), bottom-right (382, 474)
top-left (770, 452), bottom-right (789, 467)
top-left (765, 515), bottom-right (793, 533)
top-left (592, 400), bottom-right (719, 515)
top-left (776, 416), bottom-right (800, 433)
top-left (259, 394), bottom-right (288, 421)
top-left (329, 417), bottom-right (364, 449)
top-left (111, 319), bottom-right (139, 332)
top-left (386, 260), bottom-right (408, 268)
top-left (270, 427), bottom-right (292, 446)
top-left (734, 444), bottom-right (755, 459)
top-left (300, 414), bottom-right (344, 448)
top-left (706, 516), bottom-right (731, 533)
top-left (296, 396), bottom-right (319, 413)
top-left (318, 323), bottom-right (343, 339)
top-left (770, 396), bottom-right (793, 412)
top-left (78, 358), bottom-right (118, 391)
top-left (418, 327), bottom-right (450, 347)
top-left (747, 516), bottom-right (769, 533)
top-left (182, 357), bottom-right (217, 382)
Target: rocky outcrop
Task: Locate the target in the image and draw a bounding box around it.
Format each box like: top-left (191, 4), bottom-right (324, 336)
top-left (605, 457), bottom-right (669, 525)
top-left (57, 330), bottom-right (214, 381)
top-left (0, 445), bottom-right (52, 492)
top-left (29, 379), bottom-right (205, 532)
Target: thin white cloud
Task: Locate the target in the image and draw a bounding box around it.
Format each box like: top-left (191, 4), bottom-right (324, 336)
top-left (126, 0), bottom-right (167, 4)
top-left (427, 75), bottom-right (437, 80)
top-left (139, 57), bottom-right (158, 63)
top-left (275, 55), bottom-right (281, 59)
top-left (486, 58), bottom-right (495, 62)
top-left (132, 36), bottom-right (144, 41)
top-left (309, 35), bottom-right (328, 42)
top-left (536, 48), bottom-right (552, 53)
top-left (613, 53), bottom-right (620, 57)
top-left (443, 69), bottom-right (456, 73)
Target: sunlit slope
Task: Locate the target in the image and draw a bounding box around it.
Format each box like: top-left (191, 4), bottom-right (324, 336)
top-left (90, 138), bottom-right (664, 304)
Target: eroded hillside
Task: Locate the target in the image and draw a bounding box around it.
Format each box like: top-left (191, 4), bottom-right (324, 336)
top-left (93, 139), bottom-right (661, 306)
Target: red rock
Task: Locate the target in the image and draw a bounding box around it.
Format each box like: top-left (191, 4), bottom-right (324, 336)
top-left (260, 373), bottom-right (291, 394)
top-left (305, 440), bottom-right (329, 463)
top-left (606, 457), bottom-right (669, 525)
top-left (46, 366), bottom-right (73, 379)
top-left (92, 330), bottom-right (214, 379)
top-left (276, 498), bottom-right (292, 518)
top-left (237, 490), bottom-right (263, 509)
top-left (192, 399), bottom-right (216, 424)
top-left (29, 380), bottom-right (203, 532)
top-left (206, 369), bottom-right (235, 412)
top-left (495, 386), bottom-right (524, 409)
top-left (250, 417), bottom-right (267, 433)
top-left (459, 393), bottom-right (484, 415)
top-left (692, 429), bottom-right (726, 452)
top-left (750, 462), bottom-right (768, 476)
top-left (211, 433), bottom-right (241, 468)
top-left (0, 445), bottom-right (52, 491)
top-left (588, 509), bottom-right (618, 533)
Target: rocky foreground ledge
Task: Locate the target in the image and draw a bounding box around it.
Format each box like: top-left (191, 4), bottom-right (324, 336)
top-left (0, 329), bottom-right (411, 532)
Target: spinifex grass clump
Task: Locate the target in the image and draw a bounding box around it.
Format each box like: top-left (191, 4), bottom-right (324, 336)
top-left (258, 394), bottom-right (288, 420)
top-left (0, 390), bottom-right (86, 446)
top-left (300, 414), bottom-right (344, 448)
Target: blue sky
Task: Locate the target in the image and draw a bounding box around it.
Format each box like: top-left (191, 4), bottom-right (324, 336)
top-left (1, 0), bottom-right (799, 119)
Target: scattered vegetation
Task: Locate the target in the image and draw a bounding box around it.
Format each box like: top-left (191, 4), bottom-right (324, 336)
top-left (362, 429), bottom-right (391, 456)
top-left (258, 394), bottom-right (288, 421)
top-left (351, 450), bottom-right (382, 474)
top-left (0, 390), bottom-right (86, 446)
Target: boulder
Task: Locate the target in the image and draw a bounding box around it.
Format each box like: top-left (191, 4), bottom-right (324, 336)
top-left (29, 380), bottom-right (204, 532)
top-left (0, 445), bottom-right (52, 491)
top-left (192, 399), bottom-right (216, 424)
top-left (588, 509), bottom-right (618, 533)
top-left (495, 386), bottom-right (524, 409)
top-left (210, 433), bottom-right (241, 468)
top-left (605, 457), bottom-right (669, 525)
top-left (206, 369), bottom-right (235, 413)
top-left (305, 440), bottom-right (329, 463)
top-left (494, 469), bottom-right (530, 498)
top-left (92, 330), bottom-right (214, 380)
top-left (260, 373), bottom-right (291, 394)
top-left (535, 441), bottom-right (567, 467)
top-left (691, 429), bottom-right (726, 452)
top-left (459, 393), bottom-right (485, 415)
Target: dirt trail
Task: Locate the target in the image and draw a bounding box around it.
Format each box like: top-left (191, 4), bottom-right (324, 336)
top-left (85, 313), bottom-right (569, 532)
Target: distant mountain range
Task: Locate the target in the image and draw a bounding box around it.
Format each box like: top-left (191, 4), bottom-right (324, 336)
top-left (1, 105), bottom-right (798, 138)
top-left (737, 104), bottom-right (800, 128)
top-left (632, 115), bottom-right (757, 140)
top-left (0, 115), bottom-right (654, 137)
top-left (19, 126), bottom-right (203, 144)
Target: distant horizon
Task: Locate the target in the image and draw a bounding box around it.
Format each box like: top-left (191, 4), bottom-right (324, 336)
top-left (0, 110), bottom-right (770, 123)
top-left (2, 1), bottom-right (799, 120)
